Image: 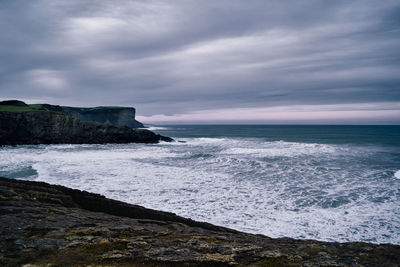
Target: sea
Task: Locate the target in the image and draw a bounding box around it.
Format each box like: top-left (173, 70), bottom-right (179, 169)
top-left (1, 125), bottom-right (400, 244)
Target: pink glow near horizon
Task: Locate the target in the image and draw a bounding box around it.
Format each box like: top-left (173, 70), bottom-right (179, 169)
top-left (136, 103), bottom-right (400, 124)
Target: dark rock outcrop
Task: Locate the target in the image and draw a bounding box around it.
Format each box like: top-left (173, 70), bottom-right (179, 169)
top-left (0, 111), bottom-right (171, 146)
top-left (38, 104), bottom-right (144, 128)
top-left (0, 100), bottom-right (28, 106)
top-left (1, 176), bottom-right (399, 266)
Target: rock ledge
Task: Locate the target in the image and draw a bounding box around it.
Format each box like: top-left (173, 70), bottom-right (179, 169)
top-left (1, 177), bottom-right (399, 266)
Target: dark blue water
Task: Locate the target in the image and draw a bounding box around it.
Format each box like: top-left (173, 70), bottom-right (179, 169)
top-left (153, 125), bottom-right (400, 147)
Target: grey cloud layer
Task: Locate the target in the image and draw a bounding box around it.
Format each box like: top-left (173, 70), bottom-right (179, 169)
top-left (0, 0), bottom-right (399, 117)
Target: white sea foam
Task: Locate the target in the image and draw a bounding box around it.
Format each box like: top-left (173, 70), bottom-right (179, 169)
top-left (145, 126), bottom-right (169, 131)
top-left (395, 170), bottom-right (400, 179)
top-left (0, 138), bottom-right (399, 244)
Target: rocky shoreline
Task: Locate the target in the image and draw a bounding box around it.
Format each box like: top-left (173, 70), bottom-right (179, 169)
top-left (1, 177), bottom-right (399, 266)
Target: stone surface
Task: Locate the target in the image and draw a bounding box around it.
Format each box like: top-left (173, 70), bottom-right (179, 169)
top-left (0, 111), bottom-right (172, 145)
top-left (38, 104), bottom-right (144, 128)
top-left (1, 177), bottom-right (399, 266)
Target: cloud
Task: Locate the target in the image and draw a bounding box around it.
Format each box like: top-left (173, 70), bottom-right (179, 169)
top-left (26, 69), bottom-right (68, 91)
top-left (137, 102), bottom-right (400, 124)
top-left (0, 0), bottom-right (399, 123)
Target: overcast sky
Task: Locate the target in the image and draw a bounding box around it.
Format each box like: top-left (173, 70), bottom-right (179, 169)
top-left (1, 0), bottom-right (399, 124)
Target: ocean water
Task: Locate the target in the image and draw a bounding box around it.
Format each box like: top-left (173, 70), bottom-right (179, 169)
top-left (1, 125), bottom-right (400, 244)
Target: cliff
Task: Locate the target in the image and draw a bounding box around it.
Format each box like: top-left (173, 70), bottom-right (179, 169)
top-left (1, 176), bottom-right (399, 266)
top-left (33, 103), bottom-right (144, 128)
top-left (0, 100), bottom-right (144, 128)
top-left (0, 110), bottom-right (171, 146)
top-left (0, 100), bottom-right (171, 145)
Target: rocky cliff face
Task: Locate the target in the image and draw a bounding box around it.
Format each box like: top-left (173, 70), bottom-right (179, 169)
top-left (0, 111), bottom-right (171, 145)
top-left (1, 176), bottom-right (399, 266)
top-left (39, 104), bottom-right (144, 128)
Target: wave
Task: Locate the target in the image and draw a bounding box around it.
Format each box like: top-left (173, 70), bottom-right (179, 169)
top-left (0, 138), bottom-right (399, 244)
top-left (222, 143), bottom-right (339, 157)
top-left (177, 138), bottom-right (347, 158)
top-left (145, 126), bottom-right (169, 131)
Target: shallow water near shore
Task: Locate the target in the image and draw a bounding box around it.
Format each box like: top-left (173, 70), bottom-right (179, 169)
top-left (1, 125), bottom-right (400, 244)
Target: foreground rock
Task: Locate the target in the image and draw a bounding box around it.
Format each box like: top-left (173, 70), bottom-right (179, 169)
top-left (0, 177), bottom-right (399, 266)
top-left (0, 111), bottom-right (172, 145)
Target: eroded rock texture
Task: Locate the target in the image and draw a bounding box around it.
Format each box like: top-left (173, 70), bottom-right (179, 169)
top-left (0, 111), bottom-right (172, 145)
top-left (0, 177), bottom-right (399, 266)
top-left (38, 104), bottom-right (144, 128)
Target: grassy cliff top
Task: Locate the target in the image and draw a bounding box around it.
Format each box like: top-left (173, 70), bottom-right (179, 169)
top-left (0, 105), bottom-right (43, 112)
top-left (31, 104), bottom-right (133, 111)
top-left (0, 101), bottom-right (132, 112)
top-left (0, 100), bottom-right (40, 112)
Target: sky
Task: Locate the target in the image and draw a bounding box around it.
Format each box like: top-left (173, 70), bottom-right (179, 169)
top-left (1, 0), bottom-right (400, 124)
